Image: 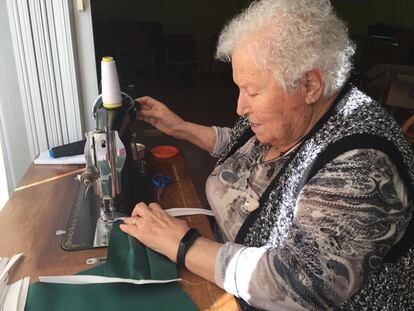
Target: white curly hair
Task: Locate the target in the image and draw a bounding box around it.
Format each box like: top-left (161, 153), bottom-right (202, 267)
top-left (216, 0), bottom-right (355, 97)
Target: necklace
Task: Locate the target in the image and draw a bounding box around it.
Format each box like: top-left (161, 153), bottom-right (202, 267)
top-left (245, 139), bottom-right (270, 167)
top-left (263, 136), bottom-right (306, 162)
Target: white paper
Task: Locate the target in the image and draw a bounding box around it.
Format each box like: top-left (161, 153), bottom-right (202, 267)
top-left (0, 258), bottom-right (8, 277)
top-left (0, 285), bottom-right (8, 311)
top-left (2, 277), bottom-right (29, 311)
top-left (17, 277), bottom-right (29, 311)
top-left (165, 208), bottom-right (214, 217)
top-left (0, 254), bottom-right (28, 311)
top-left (34, 150), bottom-right (86, 165)
top-left (0, 258), bottom-right (9, 302)
top-left (40, 275), bottom-right (180, 286)
top-left (0, 282), bottom-right (8, 311)
top-left (0, 254), bottom-right (23, 287)
top-left (0, 274), bottom-right (7, 299)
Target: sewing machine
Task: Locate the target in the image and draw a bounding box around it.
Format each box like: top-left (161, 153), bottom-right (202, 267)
top-left (62, 58), bottom-right (153, 250)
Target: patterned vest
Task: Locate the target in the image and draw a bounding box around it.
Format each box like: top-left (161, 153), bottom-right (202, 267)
top-left (217, 84), bottom-right (414, 310)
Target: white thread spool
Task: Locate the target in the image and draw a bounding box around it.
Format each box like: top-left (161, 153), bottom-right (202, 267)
top-left (101, 56), bottom-right (122, 108)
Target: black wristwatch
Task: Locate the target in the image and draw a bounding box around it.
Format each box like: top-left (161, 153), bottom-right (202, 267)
top-left (176, 228), bottom-right (200, 268)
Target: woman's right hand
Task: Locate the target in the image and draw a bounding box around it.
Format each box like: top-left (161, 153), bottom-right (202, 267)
top-left (136, 96), bottom-right (217, 152)
top-left (135, 96), bottom-right (185, 138)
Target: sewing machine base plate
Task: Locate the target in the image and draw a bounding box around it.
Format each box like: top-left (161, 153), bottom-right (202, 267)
top-left (62, 175), bottom-right (153, 251)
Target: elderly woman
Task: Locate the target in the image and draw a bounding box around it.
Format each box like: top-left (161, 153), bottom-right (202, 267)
top-left (121, 0), bottom-right (414, 310)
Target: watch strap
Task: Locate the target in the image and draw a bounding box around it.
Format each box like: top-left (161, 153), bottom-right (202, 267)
top-left (176, 228), bottom-right (200, 268)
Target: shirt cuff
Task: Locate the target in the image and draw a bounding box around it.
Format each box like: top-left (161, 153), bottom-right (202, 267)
top-left (215, 242), bottom-right (267, 298)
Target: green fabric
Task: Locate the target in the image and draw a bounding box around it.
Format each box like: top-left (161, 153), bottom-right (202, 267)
top-left (26, 283), bottom-right (197, 311)
top-left (25, 222), bottom-right (199, 311)
top-left (102, 222), bottom-right (177, 280)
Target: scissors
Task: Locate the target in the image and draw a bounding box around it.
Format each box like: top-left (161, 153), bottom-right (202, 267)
top-left (152, 173), bottom-right (172, 202)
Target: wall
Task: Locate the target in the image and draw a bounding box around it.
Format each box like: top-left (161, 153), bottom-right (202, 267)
top-left (332, 0), bottom-right (414, 34)
top-left (0, 0), bottom-right (32, 192)
top-left (91, 0), bottom-right (413, 74)
top-left (91, 0), bottom-right (250, 73)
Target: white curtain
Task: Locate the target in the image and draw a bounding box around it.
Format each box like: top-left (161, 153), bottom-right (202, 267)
top-left (6, 0), bottom-right (83, 158)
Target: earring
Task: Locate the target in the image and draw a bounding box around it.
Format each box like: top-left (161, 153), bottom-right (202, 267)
top-left (309, 98), bottom-right (316, 104)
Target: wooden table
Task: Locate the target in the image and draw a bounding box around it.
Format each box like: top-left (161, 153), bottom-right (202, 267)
top-left (0, 153), bottom-right (239, 311)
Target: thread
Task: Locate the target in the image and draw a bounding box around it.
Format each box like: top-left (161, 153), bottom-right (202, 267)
top-left (101, 56), bottom-right (122, 108)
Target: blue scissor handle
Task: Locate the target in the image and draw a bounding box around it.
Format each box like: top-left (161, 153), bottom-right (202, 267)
top-left (152, 173), bottom-right (172, 188)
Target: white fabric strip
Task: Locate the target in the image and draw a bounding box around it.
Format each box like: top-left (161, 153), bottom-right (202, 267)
top-left (165, 208), bottom-right (214, 217)
top-left (114, 208), bottom-right (214, 222)
top-left (39, 275), bottom-right (181, 286)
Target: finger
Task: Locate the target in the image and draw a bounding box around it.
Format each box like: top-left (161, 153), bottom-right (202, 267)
top-left (120, 223), bottom-right (138, 236)
top-left (131, 202), bottom-right (152, 217)
top-left (137, 114), bottom-right (153, 124)
top-left (135, 96), bottom-right (152, 105)
top-left (135, 96), bottom-right (160, 109)
top-left (148, 202), bottom-right (163, 212)
top-left (137, 115), bottom-right (158, 127)
top-left (138, 109), bottom-right (158, 120)
top-left (123, 216), bottom-right (140, 225)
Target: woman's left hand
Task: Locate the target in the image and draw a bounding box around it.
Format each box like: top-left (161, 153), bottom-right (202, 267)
top-left (120, 202), bottom-right (190, 262)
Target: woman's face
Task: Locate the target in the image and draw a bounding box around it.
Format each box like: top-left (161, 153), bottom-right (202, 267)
top-left (232, 44), bottom-right (313, 147)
